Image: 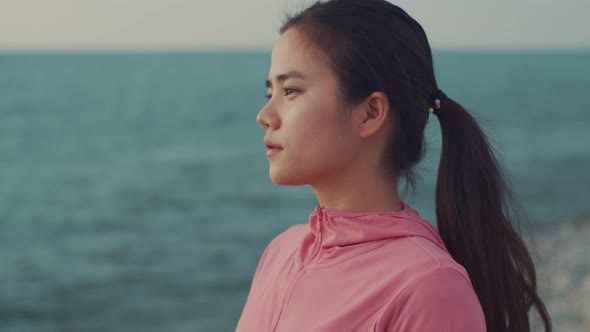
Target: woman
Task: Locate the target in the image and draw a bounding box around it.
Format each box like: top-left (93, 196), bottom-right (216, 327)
top-left (237, 0), bottom-right (551, 331)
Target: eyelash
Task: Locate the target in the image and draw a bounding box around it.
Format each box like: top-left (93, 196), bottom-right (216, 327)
top-left (265, 87), bottom-right (299, 100)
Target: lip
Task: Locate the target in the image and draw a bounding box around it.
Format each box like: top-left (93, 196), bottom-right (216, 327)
top-left (264, 138), bottom-right (283, 157)
top-left (266, 147), bottom-right (283, 157)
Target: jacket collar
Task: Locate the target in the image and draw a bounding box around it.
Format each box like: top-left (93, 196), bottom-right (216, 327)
top-left (307, 201), bottom-right (446, 250)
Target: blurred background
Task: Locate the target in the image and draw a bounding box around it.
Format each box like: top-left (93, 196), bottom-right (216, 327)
top-left (0, 0), bottom-right (588, 331)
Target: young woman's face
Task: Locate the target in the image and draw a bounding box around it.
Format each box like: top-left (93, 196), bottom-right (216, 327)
top-left (257, 27), bottom-right (361, 186)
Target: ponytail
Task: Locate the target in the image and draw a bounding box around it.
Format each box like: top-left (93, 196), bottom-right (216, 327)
top-left (434, 98), bottom-right (552, 332)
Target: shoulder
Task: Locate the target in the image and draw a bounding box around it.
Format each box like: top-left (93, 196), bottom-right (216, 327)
top-left (262, 223), bottom-right (307, 258)
top-left (270, 223), bottom-right (308, 248)
top-left (403, 235), bottom-right (468, 276)
top-left (375, 265), bottom-right (487, 331)
top-left (375, 233), bottom-right (471, 285)
top-left (252, 224), bottom-right (307, 274)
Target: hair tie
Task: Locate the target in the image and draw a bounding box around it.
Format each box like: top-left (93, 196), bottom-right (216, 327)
top-left (427, 89), bottom-right (448, 115)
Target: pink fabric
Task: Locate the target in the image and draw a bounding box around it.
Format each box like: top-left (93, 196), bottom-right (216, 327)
top-left (236, 202), bottom-right (486, 331)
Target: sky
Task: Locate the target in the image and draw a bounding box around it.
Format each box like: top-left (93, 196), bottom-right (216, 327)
top-left (0, 0), bottom-right (589, 52)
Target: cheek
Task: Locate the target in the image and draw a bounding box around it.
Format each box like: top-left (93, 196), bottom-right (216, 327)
top-left (270, 93), bottom-right (356, 185)
top-left (292, 112), bottom-right (354, 170)
top-left (296, 97), bottom-right (352, 153)
top-left (290, 107), bottom-right (340, 149)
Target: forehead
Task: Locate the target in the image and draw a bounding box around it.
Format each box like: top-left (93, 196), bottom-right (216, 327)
top-left (269, 27), bottom-right (330, 81)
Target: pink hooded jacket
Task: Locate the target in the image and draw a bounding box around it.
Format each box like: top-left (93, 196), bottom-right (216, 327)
top-left (236, 202), bottom-right (486, 331)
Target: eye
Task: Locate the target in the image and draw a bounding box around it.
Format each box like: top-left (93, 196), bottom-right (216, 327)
top-left (284, 87), bottom-right (298, 96)
top-left (265, 87), bottom-right (300, 100)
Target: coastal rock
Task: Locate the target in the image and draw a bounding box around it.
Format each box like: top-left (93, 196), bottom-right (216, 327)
top-left (528, 216), bottom-right (590, 331)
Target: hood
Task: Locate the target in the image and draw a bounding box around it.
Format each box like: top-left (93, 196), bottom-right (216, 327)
top-left (297, 201), bottom-right (448, 267)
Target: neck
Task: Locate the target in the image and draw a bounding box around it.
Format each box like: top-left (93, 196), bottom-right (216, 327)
top-left (310, 168), bottom-right (402, 213)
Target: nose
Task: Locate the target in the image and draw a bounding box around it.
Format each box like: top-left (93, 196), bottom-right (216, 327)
top-left (256, 101), bottom-right (280, 131)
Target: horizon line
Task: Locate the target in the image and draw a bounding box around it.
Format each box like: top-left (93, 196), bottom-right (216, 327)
top-left (1, 46), bottom-right (590, 55)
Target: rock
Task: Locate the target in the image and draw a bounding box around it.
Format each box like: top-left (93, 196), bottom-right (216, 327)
top-left (529, 217), bottom-right (590, 331)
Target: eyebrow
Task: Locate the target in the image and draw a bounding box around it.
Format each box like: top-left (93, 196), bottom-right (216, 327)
top-left (265, 70), bottom-right (308, 88)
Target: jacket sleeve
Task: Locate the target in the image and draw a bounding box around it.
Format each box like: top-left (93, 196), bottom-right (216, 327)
top-left (375, 266), bottom-right (487, 332)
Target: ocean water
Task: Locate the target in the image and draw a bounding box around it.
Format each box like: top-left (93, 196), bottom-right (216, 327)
top-left (0, 51), bottom-right (588, 331)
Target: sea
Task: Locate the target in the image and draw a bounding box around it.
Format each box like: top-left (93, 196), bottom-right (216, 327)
top-left (0, 51), bottom-right (588, 331)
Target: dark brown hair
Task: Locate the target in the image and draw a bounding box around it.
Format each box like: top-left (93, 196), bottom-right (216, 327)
top-left (280, 0), bottom-right (551, 331)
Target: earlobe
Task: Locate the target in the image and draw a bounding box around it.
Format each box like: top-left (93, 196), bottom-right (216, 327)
top-left (358, 92), bottom-right (389, 138)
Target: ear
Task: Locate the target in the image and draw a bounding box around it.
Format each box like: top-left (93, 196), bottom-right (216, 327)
top-left (355, 91), bottom-right (390, 138)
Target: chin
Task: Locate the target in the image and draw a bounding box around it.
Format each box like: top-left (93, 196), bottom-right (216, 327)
top-left (269, 169), bottom-right (308, 186)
